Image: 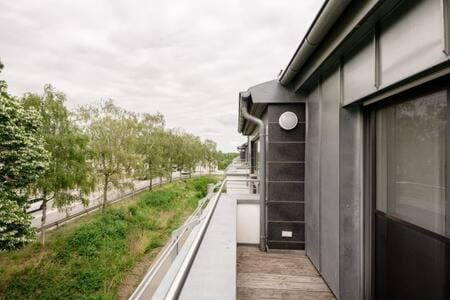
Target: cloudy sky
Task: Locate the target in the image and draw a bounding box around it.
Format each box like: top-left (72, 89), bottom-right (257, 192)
top-left (0, 0), bottom-right (323, 152)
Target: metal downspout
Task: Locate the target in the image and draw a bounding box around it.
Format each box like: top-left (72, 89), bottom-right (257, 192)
top-left (241, 99), bottom-right (267, 252)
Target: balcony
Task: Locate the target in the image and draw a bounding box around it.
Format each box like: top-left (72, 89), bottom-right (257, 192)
top-left (130, 159), bottom-right (333, 299)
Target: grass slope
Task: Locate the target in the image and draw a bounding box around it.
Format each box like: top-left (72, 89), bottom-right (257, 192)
top-left (0, 176), bottom-right (217, 300)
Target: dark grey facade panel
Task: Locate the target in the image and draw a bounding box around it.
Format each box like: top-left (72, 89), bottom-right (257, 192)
top-left (267, 182), bottom-right (304, 202)
top-left (268, 202), bottom-right (305, 222)
top-left (267, 162), bottom-right (304, 182)
top-left (305, 84), bottom-right (322, 269)
top-left (266, 240), bottom-right (305, 250)
top-left (267, 142), bottom-right (305, 161)
top-left (266, 103), bottom-right (306, 250)
top-left (268, 123), bottom-right (305, 142)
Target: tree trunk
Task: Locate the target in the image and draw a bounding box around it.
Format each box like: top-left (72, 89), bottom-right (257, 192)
top-left (102, 175), bottom-right (108, 211)
top-left (170, 172), bottom-right (173, 183)
top-left (40, 196), bottom-right (48, 246)
top-left (149, 172), bottom-right (153, 191)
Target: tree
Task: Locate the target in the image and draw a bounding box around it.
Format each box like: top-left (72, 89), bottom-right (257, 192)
top-left (21, 85), bottom-right (94, 245)
top-left (77, 100), bottom-right (140, 211)
top-left (136, 113), bottom-right (165, 190)
top-left (203, 139), bottom-right (218, 175)
top-left (159, 130), bottom-right (179, 182)
top-left (216, 151), bottom-right (239, 170)
top-left (0, 61), bottom-right (49, 250)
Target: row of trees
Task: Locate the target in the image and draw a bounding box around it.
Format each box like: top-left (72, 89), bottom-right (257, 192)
top-left (0, 61), bottom-right (228, 250)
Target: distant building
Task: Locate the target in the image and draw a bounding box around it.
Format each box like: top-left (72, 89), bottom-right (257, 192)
top-left (238, 0), bottom-right (450, 299)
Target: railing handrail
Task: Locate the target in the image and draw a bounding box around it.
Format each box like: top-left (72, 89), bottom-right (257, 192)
top-left (164, 177), bottom-right (259, 299)
top-left (129, 182), bottom-right (221, 300)
top-left (164, 180), bottom-right (227, 299)
top-left (129, 177), bottom-right (260, 300)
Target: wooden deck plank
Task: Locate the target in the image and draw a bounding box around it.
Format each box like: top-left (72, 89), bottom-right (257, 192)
top-left (237, 287), bottom-right (335, 300)
top-left (237, 246), bottom-right (335, 300)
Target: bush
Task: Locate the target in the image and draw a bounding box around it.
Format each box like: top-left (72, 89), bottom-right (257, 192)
top-left (0, 177), bottom-right (216, 299)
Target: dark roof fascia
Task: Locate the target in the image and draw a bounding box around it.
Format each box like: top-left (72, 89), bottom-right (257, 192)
top-left (238, 80), bottom-right (306, 135)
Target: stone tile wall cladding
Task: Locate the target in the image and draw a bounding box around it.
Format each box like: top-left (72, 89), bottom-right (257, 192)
top-left (266, 103), bottom-right (306, 250)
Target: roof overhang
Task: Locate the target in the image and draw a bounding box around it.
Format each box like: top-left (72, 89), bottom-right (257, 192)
top-left (238, 80), bottom-right (305, 135)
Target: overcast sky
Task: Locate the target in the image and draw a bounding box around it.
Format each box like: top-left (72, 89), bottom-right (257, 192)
top-left (0, 0), bottom-right (323, 152)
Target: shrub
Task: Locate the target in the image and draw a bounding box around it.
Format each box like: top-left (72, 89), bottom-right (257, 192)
top-left (0, 177), bottom-right (216, 299)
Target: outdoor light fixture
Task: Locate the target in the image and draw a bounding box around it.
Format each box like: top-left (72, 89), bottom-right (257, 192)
top-left (278, 111), bottom-right (298, 130)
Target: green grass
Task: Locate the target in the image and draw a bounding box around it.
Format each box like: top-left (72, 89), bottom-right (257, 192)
top-left (0, 176), bottom-right (217, 300)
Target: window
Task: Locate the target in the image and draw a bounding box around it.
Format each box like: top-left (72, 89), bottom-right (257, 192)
top-left (376, 89), bottom-right (447, 236)
top-left (250, 139), bottom-right (260, 175)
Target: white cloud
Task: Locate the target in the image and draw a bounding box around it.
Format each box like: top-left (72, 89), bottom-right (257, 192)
top-left (0, 0), bottom-right (324, 151)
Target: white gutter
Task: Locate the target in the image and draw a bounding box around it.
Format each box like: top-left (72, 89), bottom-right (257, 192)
top-left (279, 0), bottom-right (352, 86)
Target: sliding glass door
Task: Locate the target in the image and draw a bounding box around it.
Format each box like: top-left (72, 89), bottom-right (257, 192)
top-left (368, 79), bottom-right (449, 299)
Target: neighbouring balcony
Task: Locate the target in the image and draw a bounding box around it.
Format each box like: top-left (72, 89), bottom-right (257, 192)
top-left (130, 159), bottom-right (334, 299)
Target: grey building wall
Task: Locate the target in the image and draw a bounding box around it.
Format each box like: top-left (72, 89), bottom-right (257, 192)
top-left (319, 68), bottom-right (341, 294)
top-left (301, 0), bottom-right (450, 298)
top-left (305, 83), bottom-right (321, 269)
top-left (305, 67), bottom-right (342, 295)
top-left (241, 0), bottom-right (450, 298)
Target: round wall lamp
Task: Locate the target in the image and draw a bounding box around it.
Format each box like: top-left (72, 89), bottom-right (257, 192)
top-left (278, 111), bottom-right (298, 130)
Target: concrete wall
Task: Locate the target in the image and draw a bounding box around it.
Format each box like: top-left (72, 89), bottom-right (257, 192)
top-left (237, 201), bottom-right (260, 244)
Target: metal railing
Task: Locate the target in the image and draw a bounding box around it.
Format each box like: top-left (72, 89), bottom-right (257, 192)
top-left (129, 178), bottom-right (259, 300)
top-left (165, 178), bottom-right (259, 299)
top-left (129, 183), bottom-right (219, 300)
top-left (128, 178), bottom-right (259, 300)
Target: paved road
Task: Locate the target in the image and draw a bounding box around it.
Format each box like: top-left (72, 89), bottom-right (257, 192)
top-left (31, 170), bottom-right (221, 229)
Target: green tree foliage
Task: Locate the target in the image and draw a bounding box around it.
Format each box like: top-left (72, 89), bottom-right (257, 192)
top-left (217, 151), bottom-right (239, 170)
top-left (203, 139), bottom-right (219, 174)
top-left (0, 177), bottom-right (217, 298)
top-left (136, 113), bottom-right (165, 190)
top-left (77, 100), bottom-right (141, 210)
top-left (21, 85), bottom-right (94, 244)
top-left (0, 62), bottom-right (49, 250)
top-left (0, 59), bottom-right (224, 250)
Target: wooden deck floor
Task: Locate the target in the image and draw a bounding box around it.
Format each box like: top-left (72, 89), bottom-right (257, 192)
top-left (237, 246), bottom-right (335, 300)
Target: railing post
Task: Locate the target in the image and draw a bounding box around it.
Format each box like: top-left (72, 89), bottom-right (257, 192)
top-left (207, 184), bottom-right (214, 195)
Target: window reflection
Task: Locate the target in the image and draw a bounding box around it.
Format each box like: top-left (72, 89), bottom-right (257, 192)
top-left (376, 89), bottom-right (447, 236)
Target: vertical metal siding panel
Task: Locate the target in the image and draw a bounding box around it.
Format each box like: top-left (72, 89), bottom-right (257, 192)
top-left (343, 33), bottom-right (377, 106)
top-left (339, 106), bottom-right (363, 300)
top-left (320, 68), bottom-right (341, 295)
top-left (305, 85), bottom-right (321, 269)
top-left (380, 0), bottom-right (447, 87)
